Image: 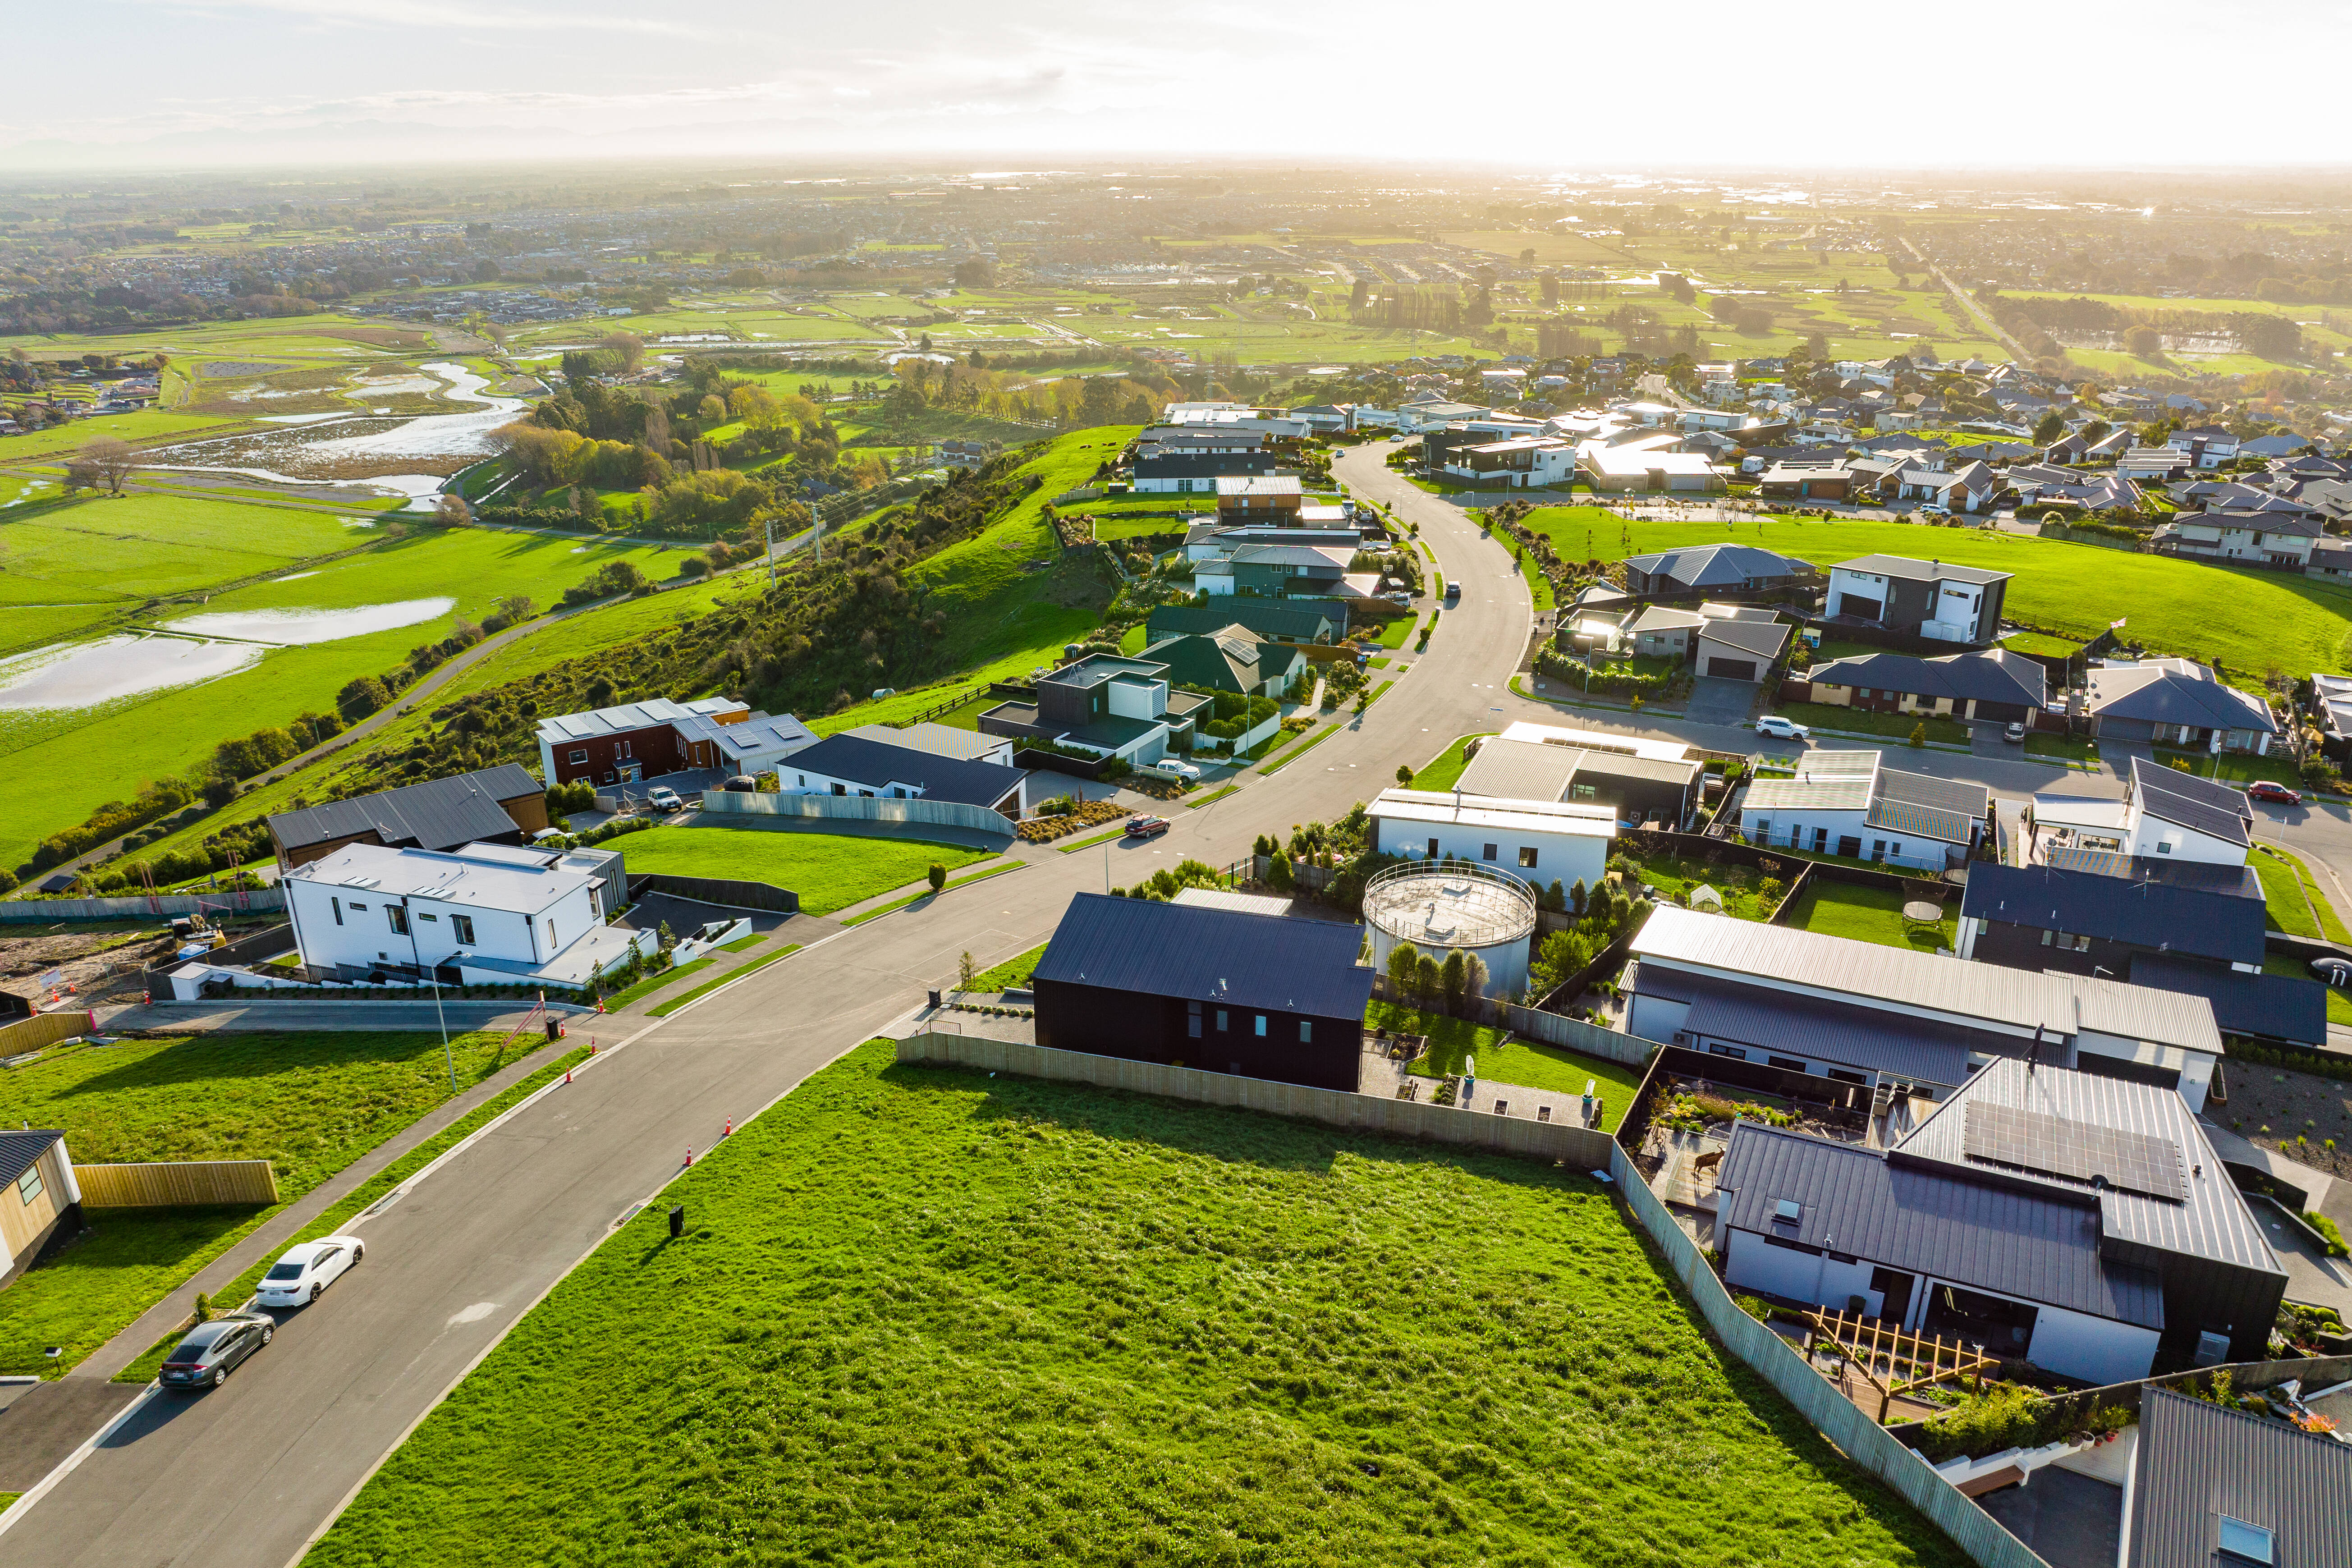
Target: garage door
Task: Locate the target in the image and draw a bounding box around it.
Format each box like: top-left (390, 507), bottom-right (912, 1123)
top-left (1837, 592), bottom-right (1883, 620)
top-left (1705, 656), bottom-right (1757, 681)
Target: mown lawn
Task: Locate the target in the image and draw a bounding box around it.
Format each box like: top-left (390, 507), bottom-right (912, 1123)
top-left (1378, 1003), bottom-right (1647, 1132)
top-left (1784, 880), bottom-right (1951, 954)
top-left (616, 821), bottom-right (990, 915)
top-left (0, 1029), bottom-right (532, 1375)
top-left (1531, 506), bottom-right (2352, 685)
top-left (2251, 845), bottom-right (2320, 938)
top-left (968, 941), bottom-right (1047, 991)
top-left (1772, 701), bottom-right (1969, 745)
top-left (1408, 731), bottom-right (1495, 791)
top-left (309, 1041), bottom-right (1964, 1568)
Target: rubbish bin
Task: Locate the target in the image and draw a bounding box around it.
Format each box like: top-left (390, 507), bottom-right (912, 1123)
top-left (545, 1016), bottom-right (562, 1042)
top-left (669, 1204), bottom-right (685, 1239)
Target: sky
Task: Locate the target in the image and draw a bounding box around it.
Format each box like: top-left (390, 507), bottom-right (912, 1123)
top-left (6, 0), bottom-right (2352, 171)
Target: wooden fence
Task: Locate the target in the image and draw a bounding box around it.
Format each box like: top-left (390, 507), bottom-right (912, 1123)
top-left (77, 1159), bottom-right (279, 1208)
top-left (0, 1011), bottom-right (98, 1058)
top-left (1502, 1004), bottom-right (1655, 1067)
top-left (0, 889), bottom-right (286, 923)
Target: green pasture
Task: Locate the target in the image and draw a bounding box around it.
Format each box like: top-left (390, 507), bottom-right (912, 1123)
top-left (306, 1040), bottom-right (1964, 1568)
top-left (0, 492), bottom-right (372, 608)
top-left (1533, 505), bottom-right (2352, 683)
top-left (614, 822), bottom-right (989, 916)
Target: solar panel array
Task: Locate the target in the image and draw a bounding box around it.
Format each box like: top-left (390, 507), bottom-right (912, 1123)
top-left (1962, 1100), bottom-right (2187, 1202)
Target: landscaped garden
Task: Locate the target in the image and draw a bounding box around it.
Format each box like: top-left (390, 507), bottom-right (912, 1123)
top-left (1377, 1002), bottom-right (1646, 1132)
top-left (0, 1029), bottom-right (536, 1375)
top-left (615, 821), bottom-right (992, 916)
top-left (308, 1041), bottom-right (1968, 1568)
top-left (1770, 701), bottom-right (1969, 746)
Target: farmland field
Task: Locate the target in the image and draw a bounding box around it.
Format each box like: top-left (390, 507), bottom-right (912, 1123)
top-left (0, 1029), bottom-right (532, 1376)
top-left (307, 1041), bottom-right (1966, 1568)
top-left (0, 492), bottom-right (374, 609)
top-left (1530, 506), bottom-right (2352, 683)
top-left (615, 821), bottom-right (991, 915)
top-left (0, 526), bottom-right (699, 873)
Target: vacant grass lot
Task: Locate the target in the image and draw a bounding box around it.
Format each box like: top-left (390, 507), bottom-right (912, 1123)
top-left (310, 1041), bottom-right (1962, 1568)
top-left (616, 821), bottom-right (990, 916)
top-left (1784, 880), bottom-right (1951, 954)
top-left (1530, 506), bottom-right (2352, 683)
top-left (0, 1029), bottom-right (529, 1375)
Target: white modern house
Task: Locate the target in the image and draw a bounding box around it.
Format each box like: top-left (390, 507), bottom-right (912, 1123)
top-left (2029, 760), bottom-right (2254, 869)
top-left (281, 840), bottom-right (643, 990)
top-left (1365, 788), bottom-right (1612, 886)
top-left (1737, 750), bottom-right (1988, 870)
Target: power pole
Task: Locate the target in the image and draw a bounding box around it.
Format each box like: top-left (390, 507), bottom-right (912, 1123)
top-left (762, 513), bottom-right (776, 588)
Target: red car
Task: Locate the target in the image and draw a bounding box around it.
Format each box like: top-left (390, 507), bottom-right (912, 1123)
top-left (1126, 815), bottom-right (1171, 839)
top-left (2247, 781), bottom-right (2302, 806)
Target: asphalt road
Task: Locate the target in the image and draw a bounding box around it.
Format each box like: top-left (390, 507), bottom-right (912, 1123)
top-left (11, 444), bottom-right (2347, 1565)
top-left (0, 440), bottom-right (1536, 1567)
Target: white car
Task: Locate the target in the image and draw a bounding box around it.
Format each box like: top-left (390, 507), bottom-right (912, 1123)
top-left (647, 786), bottom-right (684, 813)
top-left (1160, 760), bottom-right (1202, 780)
top-left (254, 1236), bottom-right (364, 1307)
top-left (1754, 715), bottom-right (1811, 740)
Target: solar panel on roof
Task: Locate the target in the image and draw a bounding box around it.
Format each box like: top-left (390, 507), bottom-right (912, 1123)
top-left (1962, 1100), bottom-right (2187, 1201)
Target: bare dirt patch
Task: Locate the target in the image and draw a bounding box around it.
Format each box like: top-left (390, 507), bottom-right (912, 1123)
top-left (2218, 1061), bottom-right (2352, 1180)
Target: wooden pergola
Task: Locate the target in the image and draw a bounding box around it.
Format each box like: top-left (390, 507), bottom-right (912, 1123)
top-left (1805, 1307), bottom-right (1999, 1423)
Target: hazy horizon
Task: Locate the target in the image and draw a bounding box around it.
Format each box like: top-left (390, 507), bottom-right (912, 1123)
top-left (10, 0), bottom-right (2352, 172)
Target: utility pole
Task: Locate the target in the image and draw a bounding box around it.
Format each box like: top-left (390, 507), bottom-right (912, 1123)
top-left (762, 512), bottom-right (776, 588)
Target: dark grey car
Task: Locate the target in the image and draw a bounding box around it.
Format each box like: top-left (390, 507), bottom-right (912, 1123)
top-left (159, 1312), bottom-right (273, 1392)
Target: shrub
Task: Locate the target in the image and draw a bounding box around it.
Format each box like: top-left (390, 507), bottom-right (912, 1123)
top-left (2307, 1210), bottom-right (2350, 1258)
top-left (1907, 722), bottom-right (1927, 747)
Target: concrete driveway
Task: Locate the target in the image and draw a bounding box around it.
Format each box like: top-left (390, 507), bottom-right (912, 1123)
top-left (1683, 677), bottom-right (1761, 729)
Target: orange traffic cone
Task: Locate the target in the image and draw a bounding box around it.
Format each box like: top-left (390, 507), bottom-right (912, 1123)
top-left (723, 1118), bottom-right (733, 1137)
top-left (683, 1146), bottom-right (694, 1167)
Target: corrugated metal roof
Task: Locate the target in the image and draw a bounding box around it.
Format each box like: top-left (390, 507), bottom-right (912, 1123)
top-left (2092, 664), bottom-right (2276, 735)
top-left (1034, 892), bottom-right (1375, 1018)
top-left (2127, 1388), bottom-right (2352, 1568)
top-left (1620, 543), bottom-right (1810, 588)
top-left (269, 765), bottom-right (540, 856)
top-left (1715, 1121), bottom-right (2165, 1328)
top-left (1830, 553), bottom-right (2013, 585)
top-left (1894, 1059), bottom-right (2278, 1274)
top-left (2128, 954), bottom-right (2327, 1047)
top-left (1498, 721), bottom-right (1696, 763)
top-left (0, 1129), bottom-right (63, 1189)
top-left (1744, 773), bottom-right (1873, 811)
top-left (1864, 796), bottom-right (1976, 844)
top-left (2130, 759), bottom-right (2254, 847)
top-left (1455, 738), bottom-right (1581, 802)
top-left (1962, 864), bottom-right (2265, 966)
top-left (1632, 906), bottom-right (2224, 1054)
top-left (787, 734), bottom-right (1024, 809)
top-left (842, 723), bottom-right (1007, 763)
top-left (534, 696), bottom-right (741, 745)
top-left (1696, 618), bottom-right (1792, 660)
top-left (1370, 789), bottom-right (1615, 838)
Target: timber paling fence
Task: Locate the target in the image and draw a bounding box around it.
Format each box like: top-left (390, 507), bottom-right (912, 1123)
top-left (77, 1159), bottom-right (280, 1208)
top-left (897, 1032), bottom-right (2052, 1568)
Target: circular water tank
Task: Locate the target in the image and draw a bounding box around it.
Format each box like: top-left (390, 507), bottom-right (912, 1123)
top-left (1360, 860), bottom-right (1539, 997)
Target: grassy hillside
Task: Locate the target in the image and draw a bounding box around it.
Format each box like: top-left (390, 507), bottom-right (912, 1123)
top-left (309, 1042), bottom-right (1966, 1568)
top-left (1531, 506), bottom-right (2352, 681)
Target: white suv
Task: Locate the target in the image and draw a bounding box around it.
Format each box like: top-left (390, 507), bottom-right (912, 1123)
top-left (1754, 715), bottom-right (1811, 740)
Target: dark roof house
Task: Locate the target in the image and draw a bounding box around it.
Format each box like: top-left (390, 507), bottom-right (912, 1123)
top-left (783, 733), bottom-right (1026, 812)
top-left (2123, 1387), bottom-right (2352, 1568)
top-left (268, 765), bottom-right (547, 871)
top-left (1618, 542), bottom-right (1813, 596)
top-left (1805, 649), bottom-right (2047, 719)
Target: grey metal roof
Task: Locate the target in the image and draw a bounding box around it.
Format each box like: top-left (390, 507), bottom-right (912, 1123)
top-left (1869, 768), bottom-right (1989, 846)
top-left (1033, 892), bottom-right (1376, 1018)
top-left (1715, 1120), bottom-right (2166, 1328)
top-left (1894, 1059), bottom-right (2279, 1275)
top-left (1676, 974), bottom-right (1985, 1085)
top-left (786, 734), bottom-right (1024, 809)
top-left (2127, 954), bottom-right (2327, 1048)
top-left (1619, 542), bottom-right (1811, 588)
top-left (1696, 618), bottom-right (1792, 660)
top-left (2129, 758), bottom-right (2255, 847)
top-left (1963, 863), bottom-right (2265, 966)
top-left (269, 765), bottom-right (540, 856)
top-left (1455, 738), bottom-right (1581, 802)
top-left (841, 723), bottom-right (1008, 763)
top-left (2091, 663), bottom-right (2277, 736)
top-left (1830, 553), bottom-right (2012, 586)
top-left (1150, 602), bottom-right (1338, 642)
top-left (1632, 906), bottom-right (2224, 1054)
top-left (2126, 1388), bottom-right (2352, 1568)
top-left (1807, 649), bottom-right (2046, 708)
top-left (0, 1130), bottom-right (62, 1189)
top-left (1627, 605), bottom-right (1706, 634)
top-left (533, 696), bottom-right (740, 745)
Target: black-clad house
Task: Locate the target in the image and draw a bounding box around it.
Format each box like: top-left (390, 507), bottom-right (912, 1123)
top-left (1031, 894), bottom-right (1375, 1091)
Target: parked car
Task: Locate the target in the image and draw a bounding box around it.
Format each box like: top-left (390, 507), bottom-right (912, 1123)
top-left (1160, 760), bottom-right (1201, 781)
top-left (159, 1312), bottom-right (274, 1391)
top-left (1916, 503), bottom-right (1951, 518)
top-left (1754, 715), bottom-right (1811, 740)
top-left (2311, 956), bottom-right (2352, 987)
top-left (1126, 815), bottom-right (1171, 839)
top-left (2004, 721), bottom-right (2026, 743)
top-left (1381, 590), bottom-right (1412, 606)
top-left (2247, 780), bottom-right (2302, 806)
top-left (647, 786), bottom-right (684, 813)
top-left (254, 1235), bottom-right (365, 1308)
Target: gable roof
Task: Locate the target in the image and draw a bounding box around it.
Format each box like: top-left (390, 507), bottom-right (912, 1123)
top-left (785, 733), bottom-right (1024, 809)
top-left (1033, 892), bottom-right (1375, 1018)
top-left (1146, 601), bottom-right (1335, 642)
top-left (2126, 1388), bottom-right (2352, 1568)
top-left (0, 1129), bottom-right (63, 1190)
top-left (2091, 662), bottom-right (2277, 736)
top-left (1618, 542), bottom-right (1811, 589)
top-left (1139, 631), bottom-right (1280, 694)
top-left (270, 765), bottom-right (541, 856)
top-left (1963, 862), bottom-right (2265, 965)
top-left (1694, 617), bottom-right (1792, 660)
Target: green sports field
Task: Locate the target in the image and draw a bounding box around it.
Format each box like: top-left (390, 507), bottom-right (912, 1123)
top-left (307, 1041), bottom-right (1966, 1568)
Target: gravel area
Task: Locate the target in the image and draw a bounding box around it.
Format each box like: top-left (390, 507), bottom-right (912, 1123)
top-left (2217, 1062), bottom-right (2352, 1181)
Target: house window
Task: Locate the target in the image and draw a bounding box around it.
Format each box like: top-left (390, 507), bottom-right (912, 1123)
top-left (1426, 838), bottom-right (1440, 858)
top-left (832, 783), bottom-right (847, 796)
top-left (17, 1165), bottom-right (41, 1206)
top-left (330, 898), bottom-right (344, 926)
top-left (386, 905), bottom-right (409, 936)
top-left (1519, 847), bottom-right (1539, 869)
top-left (348, 902), bottom-right (368, 911)
top-left (2216, 1518), bottom-right (2274, 1564)
top-left (1215, 1009), bottom-right (1228, 1033)
top-left (1812, 828), bottom-right (1828, 852)
top-left (1481, 843), bottom-right (1498, 862)
top-left (1752, 820), bottom-right (1770, 842)
top-left (546, 919), bottom-right (558, 949)
top-left (1253, 1015), bottom-right (1267, 1037)
top-left (420, 912), bottom-right (438, 922)
top-left (1708, 1043), bottom-right (1747, 1060)
top-left (569, 750), bottom-right (588, 766)
top-left (1768, 1055), bottom-right (1807, 1072)
top-left (452, 915), bottom-right (476, 945)
top-left (1298, 1021), bottom-right (1312, 1043)
top-left (1187, 1000), bottom-right (1202, 1039)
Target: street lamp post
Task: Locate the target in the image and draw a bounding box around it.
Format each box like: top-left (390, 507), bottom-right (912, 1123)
top-left (428, 955), bottom-right (456, 1095)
